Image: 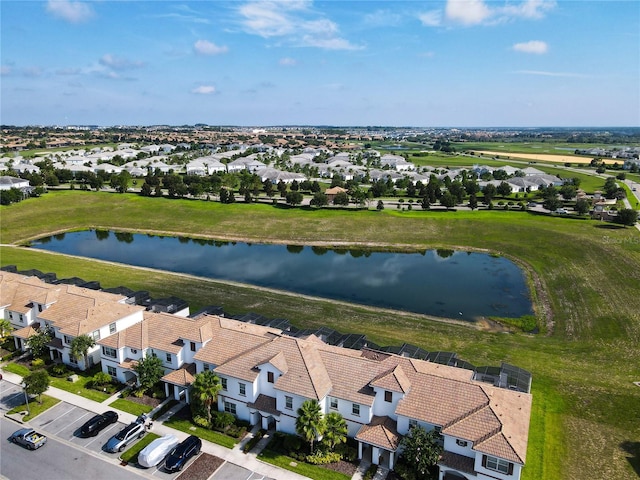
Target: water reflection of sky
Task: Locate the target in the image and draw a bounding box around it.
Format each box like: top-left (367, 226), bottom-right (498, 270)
top-left (31, 230), bottom-right (533, 321)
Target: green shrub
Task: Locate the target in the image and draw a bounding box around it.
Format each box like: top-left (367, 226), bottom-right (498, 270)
top-left (92, 371), bottom-right (112, 387)
top-left (242, 429), bottom-right (266, 453)
top-left (283, 434), bottom-right (303, 453)
top-left (305, 451), bottom-right (342, 465)
top-left (49, 363), bottom-right (69, 377)
top-left (193, 415), bottom-right (211, 428)
top-left (211, 411), bottom-right (235, 430)
top-left (31, 358), bottom-right (45, 369)
top-left (364, 463), bottom-right (378, 480)
top-left (335, 443), bottom-right (358, 462)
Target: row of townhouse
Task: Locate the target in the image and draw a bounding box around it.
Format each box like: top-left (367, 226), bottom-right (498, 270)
top-left (1, 271), bottom-right (531, 480)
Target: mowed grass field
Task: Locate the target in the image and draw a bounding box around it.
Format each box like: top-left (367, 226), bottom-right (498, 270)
top-left (1, 191), bottom-right (640, 480)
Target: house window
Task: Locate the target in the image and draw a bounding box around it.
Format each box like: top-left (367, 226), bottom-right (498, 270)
top-left (239, 383), bottom-right (246, 396)
top-left (352, 403), bottom-right (360, 416)
top-left (69, 355), bottom-right (78, 365)
top-left (409, 419), bottom-right (418, 430)
top-left (267, 371), bottom-right (274, 383)
top-left (285, 396), bottom-right (293, 410)
top-left (109, 323), bottom-right (116, 334)
top-left (102, 346), bottom-right (117, 358)
top-left (456, 439), bottom-right (468, 447)
top-left (484, 455), bottom-right (512, 475)
top-left (221, 377), bottom-right (227, 390)
top-left (38, 304), bottom-right (43, 312)
top-left (131, 348), bottom-right (137, 355)
top-left (91, 330), bottom-right (100, 341)
top-left (19, 314), bottom-right (24, 323)
top-left (190, 342), bottom-right (196, 352)
top-left (330, 397), bottom-right (338, 410)
top-left (384, 391), bottom-right (393, 403)
top-left (64, 335), bottom-right (73, 345)
top-left (203, 363), bottom-right (210, 371)
top-left (166, 353), bottom-right (172, 362)
top-left (224, 401), bottom-right (237, 415)
top-left (107, 366), bottom-right (117, 377)
top-left (151, 350), bottom-right (157, 358)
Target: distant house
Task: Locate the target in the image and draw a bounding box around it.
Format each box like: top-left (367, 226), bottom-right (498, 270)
top-left (0, 176), bottom-right (31, 191)
top-left (325, 186), bottom-right (347, 202)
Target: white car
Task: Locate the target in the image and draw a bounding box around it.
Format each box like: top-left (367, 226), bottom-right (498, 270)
top-left (554, 208), bottom-right (569, 214)
top-left (138, 434), bottom-right (179, 468)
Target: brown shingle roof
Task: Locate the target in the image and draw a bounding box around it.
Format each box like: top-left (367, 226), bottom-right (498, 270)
top-left (370, 364), bottom-right (412, 393)
top-left (247, 394), bottom-right (281, 416)
top-left (162, 363), bottom-right (196, 387)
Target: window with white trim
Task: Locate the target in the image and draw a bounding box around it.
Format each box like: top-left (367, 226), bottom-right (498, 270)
top-left (224, 401), bottom-right (236, 415)
top-left (221, 377), bottom-right (227, 390)
top-left (190, 342), bottom-right (196, 352)
top-left (484, 455), bottom-right (512, 475)
top-left (203, 363), bottom-right (210, 371)
top-left (330, 397), bottom-right (338, 410)
top-left (352, 403), bottom-right (360, 416)
top-left (384, 390), bottom-right (392, 402)
top-left (107, 366), bottom-right (117, 377)
top-left (239, 383), bottom-right (246, 396)
top-left (285, 396), bottom-right (293, 410)
top-left (91, 330), bottom-right (100, 341)
top-left (267, 371), bottom-right (274, 383)
top-left (165, 352), bottom-right (172, 362)
top-left (409, 419), bottom-right (418, 430)
top-left (64, 335), bottom-right (73, 345)
top-left (102, 346), bottom-right (117, 358)
top-left (109, 323), bottom-right (116, 334)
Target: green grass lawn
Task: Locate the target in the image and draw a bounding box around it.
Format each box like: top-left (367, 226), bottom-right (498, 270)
top-left (258, 449), bottom-right (352, 480)
top-left (120, 432), bottom-right (160, 463)
top-left (1, 190), bottom-right (639, 480)
top-left (108, 398), bottom-right (154, 417)
top-left (7, 394), bottom-right (61, 422)
top-left (162, 415), bottom-right (237, 449)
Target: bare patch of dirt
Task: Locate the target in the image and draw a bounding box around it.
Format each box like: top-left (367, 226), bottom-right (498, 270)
top-left (176, 453), bottom-right (224, 480)
top-left (323, 459), bottom-right (358, 477)
top-left (123, 394), bottom-right (162, 408)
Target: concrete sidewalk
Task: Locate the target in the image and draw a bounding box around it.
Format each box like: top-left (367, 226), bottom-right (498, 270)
top-left (1, 369), bottom-right (310, 480)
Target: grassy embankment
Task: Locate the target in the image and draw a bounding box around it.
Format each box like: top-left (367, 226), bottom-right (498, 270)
top-left (1, 191), bottom-right (639, 480)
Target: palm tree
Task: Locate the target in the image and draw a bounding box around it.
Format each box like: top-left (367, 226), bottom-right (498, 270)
top-left (191, 371), bottom-right (222, 423)
top-left (296, 399), bottom-right (325, 453)
top-left (70, 334), bottom-right (96, 370)
top-left (323, 412), bottom-right (348, 450)
top-left (0, 318), bottom-right (13, 340)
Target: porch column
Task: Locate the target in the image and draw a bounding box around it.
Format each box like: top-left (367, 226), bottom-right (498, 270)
top-left (358, 441), bottom-right (363, 460)
top-left (389, 451), bottom-right (394, 470)
top-left (164, 383), bottom-right (169, 398)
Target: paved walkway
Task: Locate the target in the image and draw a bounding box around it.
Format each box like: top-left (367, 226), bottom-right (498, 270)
top-left (1, 369), bottom-right (309, 480)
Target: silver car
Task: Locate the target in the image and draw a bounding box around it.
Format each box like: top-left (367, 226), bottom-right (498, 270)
top-left (105, 420), bottom-right (146, 453)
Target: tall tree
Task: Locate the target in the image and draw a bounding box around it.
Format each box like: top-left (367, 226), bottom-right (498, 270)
top-left (399, 426), bottom-right (443, 478)
top-left (615, 208), bottom-right (638, 226)
top-left (0, 318), bottom-right (13, 340)
top-left (296, 399), bottom-right (325, 453)
top-left (323, 412), bottom-right (348, 450)
top-left (70, 334), bottom-right (96, 370)
top-left (133, 354), bottom-right (164, 392)
top-left (27, 328), bottom-right (52, 358)
top-left (191, 371), bottom-right (222, 423)
top-left (482, 184), bottom-right (497, 204)
top-left (24, 370), bottom-right (50, 404)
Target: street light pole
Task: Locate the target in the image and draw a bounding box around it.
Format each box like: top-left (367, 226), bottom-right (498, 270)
top-left (23, 386), bottom-right (30, 415)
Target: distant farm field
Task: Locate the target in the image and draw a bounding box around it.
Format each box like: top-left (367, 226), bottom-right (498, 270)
top-left (1, 190), bottom-right (639, 480)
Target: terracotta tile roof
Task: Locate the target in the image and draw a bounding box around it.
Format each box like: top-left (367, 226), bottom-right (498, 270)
top-left (248, 394), bottom-right (281, 416)
top-left (0, 272), bottom-right (60, 313)
top-left (442, 404), bottom-right (501, 442)
top-left (318, 349), bottom-right (378, 406)
top-left (192, 316), bottom-right (276, 366)
top-left (162, 363), bottom-right (196, 387)
top-left (11, 324), bottom-right (40, 339)
top-left (215, 335), bottom-right (332, 400)
top-left (370, 364), bottom-right (412, 393)
top-left (119, 358), bottom-right (138, 370)
top-left (355, 416), bottom-right (402, 450)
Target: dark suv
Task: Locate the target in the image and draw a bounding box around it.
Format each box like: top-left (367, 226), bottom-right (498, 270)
top-left (79, 411), bottom-right (119, 437)
top-left (164, 435), bottom-right (201, 472)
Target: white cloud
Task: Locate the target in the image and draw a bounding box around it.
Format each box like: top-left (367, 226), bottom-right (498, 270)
top-left (46, 0), bottom-right (94, 23)
top-left (194, 40), bottom-right (229, 56)
top-left (514, 70), bottom-right (587, 78)
top-left (238, 1), bottom-right (361, 50)
top-left (418, 10), bottom-right (442, 27)
top-left (191, 85), bottom-right (216, 94)
top-left (445, 0), bottom-right (491, 25)
top-left (444, 0), bottom-right (556, 26)
top-left (1, 65), bottom-right (12, 76)
top-left (99, 54), bottom-right (145, 70)
top-left (279, 57), bottom-right (297, 66)
top-left (512, 40), bottom-right (548, 54)
top-left (364, 9), bottom-right (402, 27)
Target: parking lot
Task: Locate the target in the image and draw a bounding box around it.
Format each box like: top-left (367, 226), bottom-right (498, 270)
top-left (2, 379), bottom-right (284, 480)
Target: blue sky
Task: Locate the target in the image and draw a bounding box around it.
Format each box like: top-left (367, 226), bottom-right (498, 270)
top-left (2, 0), bottom-right (638, 127)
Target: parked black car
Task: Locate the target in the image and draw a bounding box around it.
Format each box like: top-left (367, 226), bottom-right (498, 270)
top-left (80, 411), bottom-right (119, 437)
top-left (164, 435), bottom-right (201, 472)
